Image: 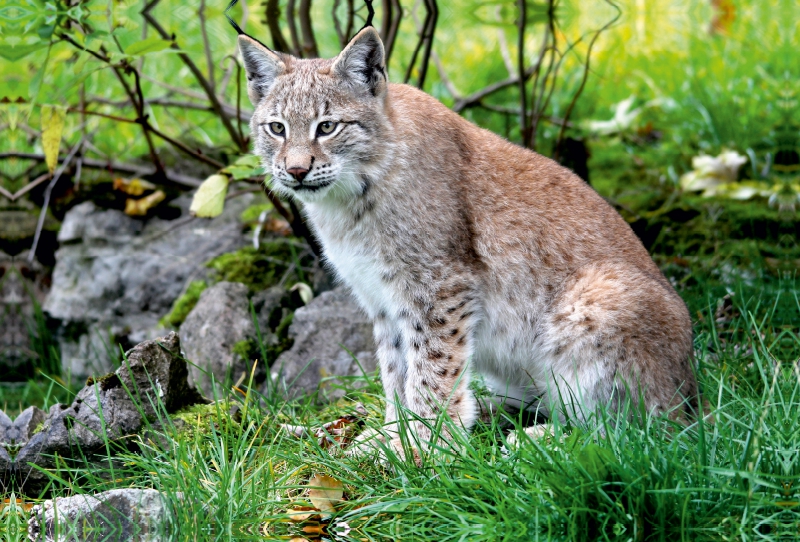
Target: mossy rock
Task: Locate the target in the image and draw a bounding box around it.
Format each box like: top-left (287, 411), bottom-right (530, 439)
top-left (169, 402), bottom-right (240, 442)
top-left (159, 280), bottom-right (208, 329)
top-left (206, 239), bottom-right (313, 294)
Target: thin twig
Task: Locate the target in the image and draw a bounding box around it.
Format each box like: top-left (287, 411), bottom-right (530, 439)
top-left (265, 0), bottom-right (292, 51)
top-left (431, 52), bottom-right (460, 97)
top-left (143, 121), bottom-right (226, 170)
top-left (222, 55), bottom-right (246, 143)
top-left (417, 0), bottom-right (438, 89)
top-left (384, 0), bottom-right (402, 63)
top-left (554, 0), bottom-right (621, 156)
top-left (198, 0), bottom-right (216, 92)
top-left (517, 0), bottom-right (530, 147)
top-left (143, 2), bottom-right (246, 151)
top-left (28, 140), bottom-right (83, 263)
top-left (404, 0), bottom-right (437, 88)
top-left (1, 152), bottom-right (203, 188)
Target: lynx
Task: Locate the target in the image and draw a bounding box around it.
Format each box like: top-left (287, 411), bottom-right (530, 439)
top-left (237, 26), bottom-right (698, 450)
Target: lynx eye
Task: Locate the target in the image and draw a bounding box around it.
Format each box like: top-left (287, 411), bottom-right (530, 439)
top-left (268, 122), bottom-right (285, 136)
top-left (317, 121), bottom-right (338, 136)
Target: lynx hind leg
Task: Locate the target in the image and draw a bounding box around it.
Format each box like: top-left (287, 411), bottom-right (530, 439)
top-left (540, 262), bottom-right (697, 422)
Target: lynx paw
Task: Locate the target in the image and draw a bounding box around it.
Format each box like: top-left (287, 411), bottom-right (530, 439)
top-left (505, 423), bottom-right (555, 449)
top-left (346, 428), bottom-right (422, 466)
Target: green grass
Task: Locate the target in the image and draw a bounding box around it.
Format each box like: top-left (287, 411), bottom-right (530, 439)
top-left (5, 277), bottom-right (797, 541)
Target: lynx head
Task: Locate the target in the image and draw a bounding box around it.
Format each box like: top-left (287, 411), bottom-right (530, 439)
top-left (238, 28), bottom-right (388, 203)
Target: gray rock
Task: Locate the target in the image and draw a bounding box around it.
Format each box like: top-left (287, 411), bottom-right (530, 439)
top-left (28, 488), bottom-right (168, 542)
top-left (0, 406), bottom-right (46, 446)
top-left (14, 332), bottom-right (205, 495)
top-left (44, 194), bottom-right (259, 380)
top-left (57, 201), bottom-right (143, 244)
top-left (0, 410), bottom-right (11, 443)
top-left (267, 287), bottom-right (376, 401)
top-left (180, 281), bottom-right (252, 397)
top-left (181, 282), bottom-right (288, 397)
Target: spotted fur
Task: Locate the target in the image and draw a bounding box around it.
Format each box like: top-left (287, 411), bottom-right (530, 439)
top-left (238, 28), bottom-right (698, 447)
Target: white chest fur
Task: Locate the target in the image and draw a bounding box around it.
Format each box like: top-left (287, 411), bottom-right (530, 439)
top-left (305, 202), bottom-right (392, 319)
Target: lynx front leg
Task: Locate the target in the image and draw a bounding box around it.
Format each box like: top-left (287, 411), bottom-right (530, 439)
top-left (372, 311), bottom-right (406, 429)
top-left (399, 284), bottom-right (481, 449)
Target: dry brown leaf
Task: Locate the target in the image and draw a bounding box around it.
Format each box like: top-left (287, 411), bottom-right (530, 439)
top-left (125, 190), bottom-right (166, 216)
top-left (289, 538), bottom-right (312, 542)
top-left (307, 474), bottom-right (343, 514)
top-left (281, 403), bottom-right (369, 450)
top-left (264, 217), bottom-right (293, 236)
top-left (113, 177), bottom-right (157, 196)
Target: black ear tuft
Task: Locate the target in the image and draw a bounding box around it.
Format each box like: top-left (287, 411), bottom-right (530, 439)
top-left (226, 0), bottom-right (273, 51)
top-left (238, 36), bottom-right (286, 105)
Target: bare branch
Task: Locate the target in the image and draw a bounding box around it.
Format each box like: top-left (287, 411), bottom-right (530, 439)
top-left (404, 0), bottom-right (438, 89)
top-left (2, 153), bottom-right (204, 189)
top-left (451, 64), bottom-right (540, 113)
top-left (265, 0), bottom-right (292, 52)
top-left (298, 0), bottom-right (320, 58)
top-left (345, 0), bottom-right (355, 41)
top-left (85, 96), bottom-right (253, 122)
top-left (29, 140), bottom-right (82, 263)
top-left (198, 0), bottom-right (216, 92)
top-left (333, 0), bottom-right (347, 48)
top-left (554, 0), bottom-right (621, 156)
top-left (222, 55), bottom-right (246, 143)
top-left (142, 2), bottom-right (247, 151)
top-left (517, 0), bottom-right (530, 147)
top-left (431, 51), bottom-right (460, 97)
top-left (384, 0), bottom-right (402, 63)
top-left (286, 0), bottom-right (303, 56)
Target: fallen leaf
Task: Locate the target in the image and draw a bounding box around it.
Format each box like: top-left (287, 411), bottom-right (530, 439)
top-left (190, 174), bottom-right (229, 218)
top-left (41, 104), bottom-right (66, 174)
top-left (1, 496), bottom-right (34, 513)
top-left (281, 424), bottom-right (310, 438)
top-left (281, 403), bottom-right (369, 449)
top-left (264, 217), bottom-right (292, 236)
top-left (307, 474), bottom-right (343, 514)
top-left (125, 190), bottom-right (166, 216)
top-left (286, 507), bottom-right (318, 523)
top-left (113, 177), bottom-right (157, 196)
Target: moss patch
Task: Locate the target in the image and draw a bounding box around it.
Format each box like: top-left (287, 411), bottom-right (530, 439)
top-left (159, 280), bottom-right (208, 329)
top-left (206, 240), bottom-right (312, 293)
top-left (170, 401), bottom-right (240, 441)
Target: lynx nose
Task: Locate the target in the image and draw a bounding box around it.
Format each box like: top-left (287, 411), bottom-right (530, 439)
top-left (286, 167), bottom-right (309, 182)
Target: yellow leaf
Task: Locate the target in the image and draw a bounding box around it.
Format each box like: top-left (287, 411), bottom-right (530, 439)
top-left (125, 190), bottom-right (166, 216)
top-left (41, 105), bottom-right (66, 174)
top-left (190, 174), bottom-right (229, 218)
top-left (114, 177), bottom-right (156, 196)
top-left (307, 474), bottom-right (343, 514)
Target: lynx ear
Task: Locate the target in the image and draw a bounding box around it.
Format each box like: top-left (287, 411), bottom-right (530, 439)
top-left (238, 35), bottom-right (286, 105)
top-left (332, 27), bottom-right (387, 96)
